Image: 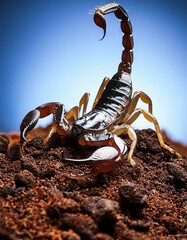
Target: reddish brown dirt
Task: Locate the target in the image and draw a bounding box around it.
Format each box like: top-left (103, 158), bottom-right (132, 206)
top-left (0, 128), bottom-right (186, 240)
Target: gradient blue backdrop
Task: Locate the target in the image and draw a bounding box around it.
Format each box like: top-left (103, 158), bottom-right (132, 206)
top-left (1, 0), bottom-right (187, 144)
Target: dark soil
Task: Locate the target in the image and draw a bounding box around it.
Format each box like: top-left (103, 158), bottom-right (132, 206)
top-left (0, 127), bottom-right (186, 240)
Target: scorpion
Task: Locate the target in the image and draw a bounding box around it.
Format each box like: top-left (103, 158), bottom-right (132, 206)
top-left (20, 2), bottom-right (178, 179)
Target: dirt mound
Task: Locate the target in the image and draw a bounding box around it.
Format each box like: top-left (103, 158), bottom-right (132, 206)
top-left (0, 128), bottom-right (186, 239)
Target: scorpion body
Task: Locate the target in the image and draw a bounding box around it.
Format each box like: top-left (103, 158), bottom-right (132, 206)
top-left (93, 3), bottom-right (133, 122)
top-left (20, 3), bottom-right (178, 179)
top-left (72, 3), bottom-right (133, 140)
top-left (72, 73), bottom-right (132, 138)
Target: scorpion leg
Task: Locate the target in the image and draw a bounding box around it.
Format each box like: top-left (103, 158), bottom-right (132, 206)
top-left (110, 91), bottom-right (154, 164)
top-left (63, 134), bottom-right (127, 179)
top-left (126, 108), bottom-right (180, 156)
top-left (65, 106), bottom-right (79, 124)
top-left (79, 92), bottom-right (90, 117)
top-left (112, 124), bottom-right (137, 166)
top-left (20, 102), bottom-right (65, 152)
top-left (122, 91), bottom-right (153, 123)
top-left (92, 77), bottom-right (110, 109)
top-left (65, 93), bottom-right (90, 123)
top-left (112, 92), bottom-right (180, 164)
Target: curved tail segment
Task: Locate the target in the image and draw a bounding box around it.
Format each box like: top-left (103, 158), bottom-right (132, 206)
top-left (94, 3), bottom-right (134, 75)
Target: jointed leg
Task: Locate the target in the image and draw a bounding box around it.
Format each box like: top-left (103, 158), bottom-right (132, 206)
top-left (65, 106), bottom-right (79, 123)
top-left (65, 93), bottom-right (90, 123)
top-left (126, 108), bottom-right (179, 155)
top-left (79, 92), bottom-right (90, 117)
top-left (112, 124), bottom-right (137, 166)
top-left (92, 77), bottom-right (110, 109)
top-left (122, 91), bottom-right (153, 123)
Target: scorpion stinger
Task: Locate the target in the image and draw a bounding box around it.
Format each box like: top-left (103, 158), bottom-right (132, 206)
top-left (94, 2), bottom-right (133, 74)
top-left (20, 2), bottom-right (179, 179)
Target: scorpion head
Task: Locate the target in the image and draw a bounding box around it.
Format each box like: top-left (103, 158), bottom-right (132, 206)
top-left (72, 110), bottom-right (113, 139)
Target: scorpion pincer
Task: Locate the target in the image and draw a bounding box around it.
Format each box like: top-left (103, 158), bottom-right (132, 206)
top-left (20, 3), bottom-right (179, 179)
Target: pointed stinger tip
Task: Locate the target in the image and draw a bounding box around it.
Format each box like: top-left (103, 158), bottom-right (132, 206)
top-left (93, 11), bottom-right (106, 41)
top-left (99, 30), bottom-right (106, 41)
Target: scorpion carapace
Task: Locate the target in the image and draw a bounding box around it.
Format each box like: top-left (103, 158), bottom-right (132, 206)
top-left (20, 2), bottom-right (179, 179)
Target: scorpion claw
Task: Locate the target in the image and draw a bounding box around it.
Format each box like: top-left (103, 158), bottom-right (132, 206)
top-left (63, 136), bottom-right (128, 179)
top-left (20, 109), bottom-right (40, 149)
top-left (94, 11), bottom-right (106, 40)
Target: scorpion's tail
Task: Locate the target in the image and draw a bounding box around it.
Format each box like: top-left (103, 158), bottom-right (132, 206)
top-left (94, 2), bottom-right (134, 75)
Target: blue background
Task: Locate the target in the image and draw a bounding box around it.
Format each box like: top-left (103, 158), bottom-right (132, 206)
top-left (1, 0), bottom-right (187, 144)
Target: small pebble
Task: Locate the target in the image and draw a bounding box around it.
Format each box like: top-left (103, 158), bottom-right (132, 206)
top-left (167, 163), bottom-right (187, 188)
top-left (83, 197), bottom-right (119, 235)
top-left (14, 170), bottom-right (35, 189)
top-left (9, 144), bottom-right (21, 161)
top-left (119, 183), bottom-right (148, 209)
top-left (0, 135), bottom-right (9, 154)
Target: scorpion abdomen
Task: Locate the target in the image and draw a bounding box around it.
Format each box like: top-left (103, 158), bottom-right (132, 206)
top-left (94, 72), bottom-right (132, 120)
